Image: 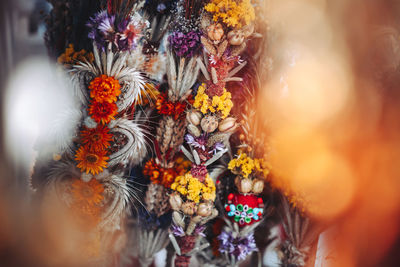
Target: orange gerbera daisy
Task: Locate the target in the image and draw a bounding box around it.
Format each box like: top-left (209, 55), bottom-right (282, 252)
top-left (71, 177), bottom-right (104, 206)
top-left (89, 75), bottom-right (121, 103)
top-left (75, 146), bottom-right (109, 175)
top-left (88, 101), bottom-right (118, 125)
top-left (80, 125), bottom-right (112, 152)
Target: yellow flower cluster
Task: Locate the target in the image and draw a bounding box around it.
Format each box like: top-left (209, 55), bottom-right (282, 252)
top-left (205, 0), bottom-right (255, 28)
top-left (57, 44), bottom-right (94, 66)
top-left (171, 173), bottom-right (216, 203)
top-left (193, 84), bottom-right (233, 119)
top-left (228, 152), bottom-right (269, 179)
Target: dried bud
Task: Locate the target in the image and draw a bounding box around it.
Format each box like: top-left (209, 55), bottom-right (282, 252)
top-left (169, 192), bottom-right (183, 211)
top-left (236, 176), bottom-right (252, 194)
top-left (188, 123), bottom-right (201, 137)
top-left (207, 23), bottom-right (224, 42)
top-left (252, 179), bottom-right (264, 194)
top-left (181, 201), bottom-right (197, 215)
top-left (81, 173), bottom-right (93, 182)
top-left (84, 116), bottom-right (97, 129)
top-left (53, 153), bottom-right (61, 161)
top-left (201, 114), bottom-right (219, 133)
top-left (197, 202), bottom-right (213, 217)
top-left (218, 117), bottom-right (238, 133)
top-left (242, 23), bottom-right (255, 38)
top-left (227, 29), bottom-right (245, 46)
top-left (186, 110), bottom-right (202, 126)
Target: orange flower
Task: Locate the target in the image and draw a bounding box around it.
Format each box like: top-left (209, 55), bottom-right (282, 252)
top-left (75, 146), bottom-right (109, 175)
top-left (70, 178), bottom-right (104, 227)
top-left (143, 158), bottom-right (191, 188)
top-left (71, 178), bottom-right (104, 206)
top-left (88, 101), bottom-right (118, 125)
top-left (80, 125), bottom-right (113, 152)
top-left (89, 75), bottom-right (121, 103)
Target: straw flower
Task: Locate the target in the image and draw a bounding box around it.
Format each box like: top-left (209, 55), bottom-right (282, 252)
top-left (89, 75), bottom-right (121, 103)
top-left (75, 146), bottom-right (109, 175)
top-left (80, 125), bottom-right (112, 152)
top-left (88, 101), bottom-right (118, 125)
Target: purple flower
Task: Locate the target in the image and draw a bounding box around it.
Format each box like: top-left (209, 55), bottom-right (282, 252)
top-left (185, 134), bottom-right (208, 151)
top-left (157, 3), bottom-right (167, 13)
top-left (87, 11), bottom-right (111, 50)
top-left (218, 230), bottom-right (258, 261)
top-left (171, 224), bottom-right (185, 237)
top-left (194, 225), bottom-right (206, 237)
top-left (168, 30), bottom-right (202, 58)
top-left (209, 142), bottom-right (225, 155)
top-left (87, 11), bottom-right (147, 52)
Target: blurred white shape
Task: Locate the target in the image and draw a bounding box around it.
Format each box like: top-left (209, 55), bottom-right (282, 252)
top-left (263, 225), bottom-right (282, 267)
top-left (154, 248), bottom-right (166, 267)
top-left (315, 227), bottom-right (338, 267)
top-left (4, 56), bottom-right (79, 169)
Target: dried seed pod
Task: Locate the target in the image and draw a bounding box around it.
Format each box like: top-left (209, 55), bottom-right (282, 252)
top-left (170, 192), bottom-right (183, 211)
top-left (187, 123), bottom-right (201, 137)
top-left (172, 211), bottom-right (185, 228)
top-left (197, 201), bottom-right (213, 217)
top-left (207, 23), bottom-right (224, 43)
top-left (200, 114), bottom-right (219, 133)
top-left (186, 110), bottom-right (202, 126)
top-left (218, 117), bottom-right (238, 133)
top-left (181, 201), bottom-right (198, 215)
top-left (252, 179), bottom-right (264, 194)
top-left (235, 176), bottom-right (252, 194)
top-left (227, 29), bottom-right (245, 46)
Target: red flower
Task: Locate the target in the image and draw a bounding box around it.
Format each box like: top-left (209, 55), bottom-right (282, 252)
top-left (155, 93), bottom-right (193, 120)
top-left (143, 158), bottom-right (191, 188)
top-left (88, 101), bottom-right (118, 125)
top-left (80, 125), bottom-right (113, 152)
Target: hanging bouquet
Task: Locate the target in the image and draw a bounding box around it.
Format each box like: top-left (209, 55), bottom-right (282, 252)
top-left (34, 0), bottom-right (156, 262)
